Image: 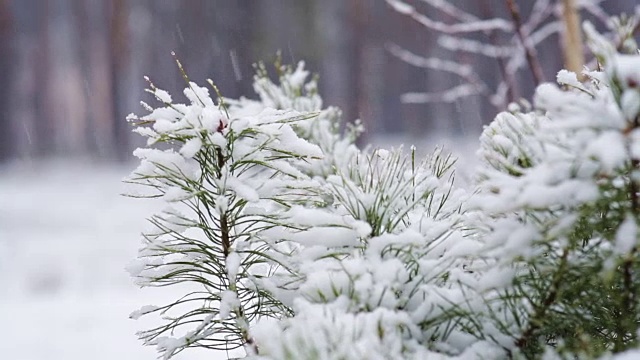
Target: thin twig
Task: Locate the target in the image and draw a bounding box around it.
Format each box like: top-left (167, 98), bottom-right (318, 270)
top-left (479, 0), bottom-right (517, 105)
top-left (505, 0), bottom-right (545, 85)
top-left (387, 0), bottom-right (513, 34)
top-left (515, 247), bottom-right (569, 352)
top-left (386, 43), bottom-right (490, 103)
top-left (401, 84), bottom-right (480, 104)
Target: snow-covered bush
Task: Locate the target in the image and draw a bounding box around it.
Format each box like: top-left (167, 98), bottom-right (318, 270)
top-left (125, 76), bottom-right (322, 356)
top-left (124, 59), bottom-right (380, 358)
top-left (127, 17), bottom-right (640, 360)
top-left (470, 17), bottom-right (640, 359)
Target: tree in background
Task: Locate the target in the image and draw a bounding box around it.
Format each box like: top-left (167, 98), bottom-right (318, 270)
top-left (0, 0), bottom-right (13, 161)
top-left (8, 0), bottom-right (635, 161)
top-left (385, 0), bottom-right (615, 110)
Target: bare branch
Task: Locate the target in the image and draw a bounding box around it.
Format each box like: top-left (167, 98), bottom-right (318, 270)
top-left (386, 0), bottom-right (513, 34)
top-left (418, 0), bottom-right (478, 23)
top-left (505, 0), bottom-right (546, 85)
top-left (530, 21), bottom-right (563, 46)
top-left (388, 0), bottom-right (611, 111)
top-left (522, 0), bottom-right (554, 35)
top-left (579, 0), bottom-right (611, 25)
top-left (386, 43), bottom-right (491, 98)
top-left (386, 43), bottom-right (473, 76)
top-left (479, 0), bottom-right (518, 104)
top-left (438, 35), bottom-right (514, 58)
top-left (491, 81), bottom-right (510, 108)
top-left (505, 21), bottom-right (562, 77)
top-left (401, 84), bottom-right (480, 104)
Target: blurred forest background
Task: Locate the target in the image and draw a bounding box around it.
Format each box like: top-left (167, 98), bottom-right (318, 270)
top-left (0, 0), bottom-right (635, 162)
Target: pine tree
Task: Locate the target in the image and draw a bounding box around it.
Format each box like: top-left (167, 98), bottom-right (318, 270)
top-left (127, 14), bottom-right (640, 360)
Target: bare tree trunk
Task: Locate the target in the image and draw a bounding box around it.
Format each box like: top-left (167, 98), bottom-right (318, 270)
top-left (73, 0), bottom-right (113, 159)
top-left (317, 0), bottom-right (352, 122)
top-left (35, 0), bottom-right (54, 156)
top-left (0, 0), bottom-right (13, 160)
top-left (42, 0), bottom-right (87, 156)
top-left (561, 0), bottom-right (584, 74)
top-left (109, 0), bottom-right (130, 160)
top-left (11, 0), bottom-right (40, 158)
top-left (356, 1), bottom-right (385, 140)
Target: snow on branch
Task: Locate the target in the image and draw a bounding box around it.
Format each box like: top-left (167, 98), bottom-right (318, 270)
top-left (437, 35), bottom-right (514, 58)
top-left (505, 21), bottom-right (562, 77)
top-left (417, 0), bottom-right (478, 23)
top-left (386, 0), bottom-right (612, 110)
top-left (522, 0), bottom-right (554, 36)
top-left (386, 43), bottom-right (474, 75)
top-left (505, 0), bottom-right (546, 84)
top-left (386, 0), bottom-right (513, 34)
top-left (529, 20), bottom-right (563, 46)
top-left (387, 43), bottom-right (490, 103)
top-left (579, 0), bottom-right (611, 25)
top-left (401, 84), bottom-right (480, 104)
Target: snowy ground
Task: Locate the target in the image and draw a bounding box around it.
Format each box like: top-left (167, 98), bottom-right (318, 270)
top-left (0, 159), bottom-right (224, 360)
top-left (0, 136), bottom-right (478, 360)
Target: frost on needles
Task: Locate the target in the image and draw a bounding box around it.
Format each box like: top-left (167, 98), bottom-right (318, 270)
top-left (126, 19), bottom-right (640, 360)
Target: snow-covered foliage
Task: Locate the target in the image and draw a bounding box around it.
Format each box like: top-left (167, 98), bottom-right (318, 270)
top-left (127, 17), bottom-right (640, 360)
top-left (125, 62), bottom-right (329, 357)
top-left (250, 147), bottom-right (478, 359)
top-left (470, 16), bottom-right (640, 358)
top-left (226, 60), bottom-right (363, 178)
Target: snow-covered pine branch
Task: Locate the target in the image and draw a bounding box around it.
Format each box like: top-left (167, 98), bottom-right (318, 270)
top-left (471, 16), bottom-right (640, 358)
top-left (125, 61), bottom-right (331, 358)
